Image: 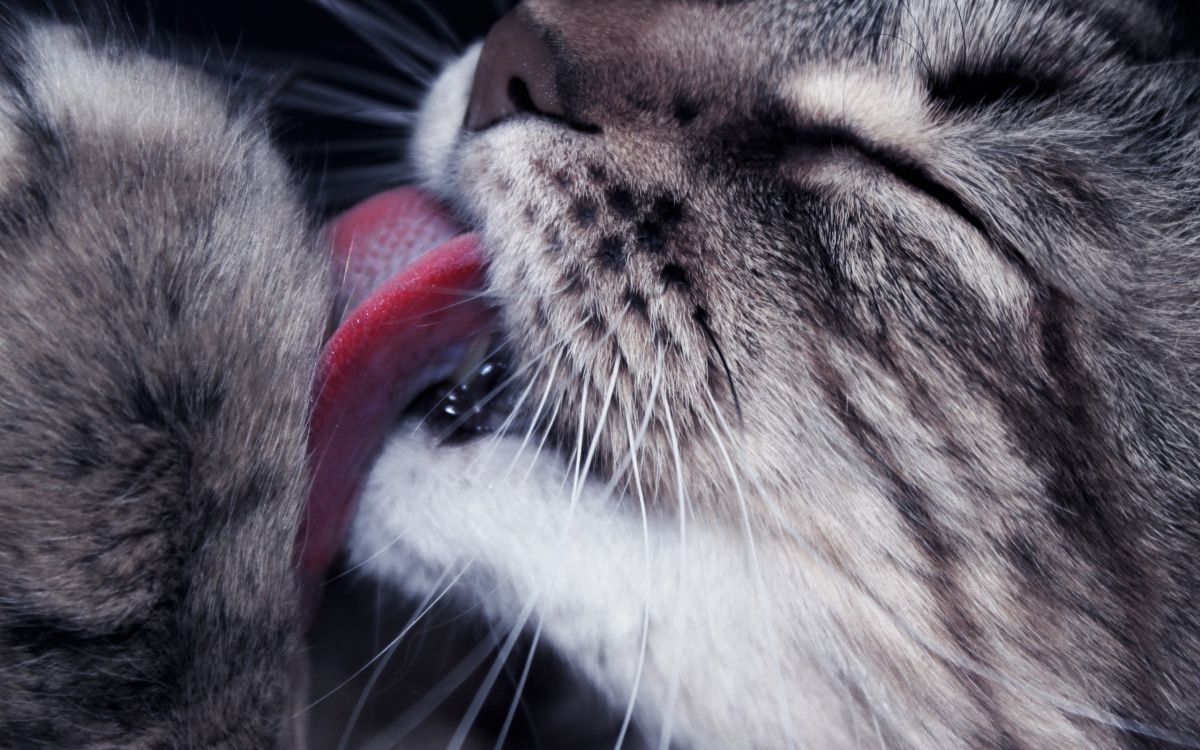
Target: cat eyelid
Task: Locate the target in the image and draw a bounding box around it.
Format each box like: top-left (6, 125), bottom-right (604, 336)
top-left (723, 109), bottom-right (998, 245)
top-left (805, 132), bottom-right (1038, 272)
top-left (779, 124), bottom-right (993, 240)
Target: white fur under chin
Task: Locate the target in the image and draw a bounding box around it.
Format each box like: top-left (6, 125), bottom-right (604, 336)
top-left (349, 426), bottom-right (857, 748)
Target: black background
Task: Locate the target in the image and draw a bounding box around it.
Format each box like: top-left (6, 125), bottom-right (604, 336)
top-left (18, 0), bottom-right (515, 212)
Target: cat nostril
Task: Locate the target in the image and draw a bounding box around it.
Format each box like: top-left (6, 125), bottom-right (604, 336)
top-left (464, 10), bottom-right (567, 132)
top-left (506, 77), bottom-right (538, 114)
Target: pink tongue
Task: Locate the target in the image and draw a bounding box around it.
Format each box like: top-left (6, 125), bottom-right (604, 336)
top-left (299, 189), bottom-right (492, 608)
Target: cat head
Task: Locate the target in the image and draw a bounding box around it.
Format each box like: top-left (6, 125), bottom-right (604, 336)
top-left (387, 0), bottom-right (1200, 743)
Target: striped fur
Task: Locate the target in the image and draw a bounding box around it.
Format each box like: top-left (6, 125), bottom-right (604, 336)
top-left (353, 0), bottom-right (1200, 747)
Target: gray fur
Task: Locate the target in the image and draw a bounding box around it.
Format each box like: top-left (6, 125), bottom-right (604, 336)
top-left (4, 0), bottom-right (1200, 748)
top-left (0, 18), bottom-right (328, 748)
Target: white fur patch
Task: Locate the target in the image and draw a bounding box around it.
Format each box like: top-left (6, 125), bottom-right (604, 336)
top-left (411, 44), bottom-right (481, 202)
top-left (781, 67), bottom-right (931, 158)
top-left (350, 426), bottom-right (862, 748)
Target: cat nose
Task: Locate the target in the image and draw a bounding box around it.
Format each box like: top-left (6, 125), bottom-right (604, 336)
top-left (464, 10), bottom-right (565, 131)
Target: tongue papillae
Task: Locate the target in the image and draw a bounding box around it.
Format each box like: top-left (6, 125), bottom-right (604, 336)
top-left (298, 189), bottom-right (492, 607)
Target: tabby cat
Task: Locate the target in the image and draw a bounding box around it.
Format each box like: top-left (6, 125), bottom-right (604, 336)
top-left (3, 1), bottom-right (1200, 748)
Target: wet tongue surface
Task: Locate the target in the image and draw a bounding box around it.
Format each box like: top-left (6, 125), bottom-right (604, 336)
top-left (299, 189), bottom-right (493, 610)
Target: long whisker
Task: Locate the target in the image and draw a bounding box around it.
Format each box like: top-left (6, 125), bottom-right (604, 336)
top-left (312, 0), bottom-right (448, 84)
top-left (523, 385), bottom-right (565, 482)
top-left (280, 80), bottom-right (419, 127)
top-left (448, 378), bottom-right (587, 750)
top-left (657, 396), bottom-right (689, 750)
top-left (700, 391), bottom-right (797, 750)
top-left (476, 362), bottom-right (542, 467)
top-left (300, 559), bottom-right (474, 715)
top-left (356, 624), bottom-right (506, 750)
top-left (449, 355), bottom-right (624, 748)
top-left (291, 137), bottom-right (413, 155)
top-left (448, 593), bottom-right (542, 750)
top-left (296, 58), bottom-right (425, 101)
top-left (576, 354), bottom-right (624, 495)
top-left (337, 602), bottom-right (415, 750)
top-left (693, 307), bottom-right (743, 425)
top-left (501, 348), bottom-right (563, 479)
top-left (417, 318), bottom-right (590, 442)
top-left (613, 355), bottom-right (663, 750)
top-left (404, 0), bottom-right (466, 50)
top-left (492, 616), bottom-right (544, 750)
top-left (354, 0), bottom-right (459, 64)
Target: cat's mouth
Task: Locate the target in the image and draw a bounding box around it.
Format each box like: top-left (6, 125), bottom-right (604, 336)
top-left (298, 188), bottom-right (516, 608)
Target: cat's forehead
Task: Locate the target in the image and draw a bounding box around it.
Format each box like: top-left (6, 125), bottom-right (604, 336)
top-left (518, 0), bottom-right (1162, 76)
top-left (504, 0), bottom-right (1146, 161)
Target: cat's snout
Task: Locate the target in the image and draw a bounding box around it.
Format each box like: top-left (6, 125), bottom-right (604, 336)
top-left (464, 9), bottom-right (565, 131)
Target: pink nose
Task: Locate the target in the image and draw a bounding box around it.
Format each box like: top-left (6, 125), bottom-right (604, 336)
top-left (464, 9), bottom-right (566, 131)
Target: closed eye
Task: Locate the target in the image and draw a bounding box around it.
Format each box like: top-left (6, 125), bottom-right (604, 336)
top-left (782, 125), bottom-right (992, 239)
top-left (782, 126), bottom-right (1037, 272)
top-left (721, 104), bottom-right (994, 240)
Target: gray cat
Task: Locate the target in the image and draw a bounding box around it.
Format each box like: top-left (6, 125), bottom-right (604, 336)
top-left (5, 0), bottom-right (1200, 748)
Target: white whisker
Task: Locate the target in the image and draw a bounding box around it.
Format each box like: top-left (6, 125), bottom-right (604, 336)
top-left (414, 318), bottom-right (590, 442)
top-left (405, 0), bottom-right (466, 50)
top-left (613, 355), bottom-right (663, 750)
top-left (356, 624), bottom-right (506, 750)
top-left (477, 364), bottom-right (541, 468)
top-left (450, 350), bottom-right (622, 747)
top-left (492, 616), bottom-right (544, 750)
top-left (312, 0), bottom-right (448, 84)
top-left (701, 391), bottom-right (798, 750)
top-left (657, 395), bottom-right (689, 750)
top-left (501, 348), bottom-right (563, 480)
top-left (300, 559), bottom-right (473, 717)
top-left (296, 58), bottom-right (425, 102)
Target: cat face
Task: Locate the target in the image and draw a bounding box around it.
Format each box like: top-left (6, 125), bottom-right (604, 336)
top-left (348, 0), bottom-right (1200, 747)
top-left (419, 0), bottom-right (1186, 526)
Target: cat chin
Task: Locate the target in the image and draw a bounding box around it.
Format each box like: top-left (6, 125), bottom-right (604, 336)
top-left (348, 425), bottom-right (861, 748)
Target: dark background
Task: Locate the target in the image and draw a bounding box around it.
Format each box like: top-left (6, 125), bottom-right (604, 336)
top-left (19, 0), bottom-right (515, 212)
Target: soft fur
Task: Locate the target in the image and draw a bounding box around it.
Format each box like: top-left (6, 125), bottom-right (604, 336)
top-left (351, 0), bottom-right (1200, 747)
top-left (4, 0), bottom-right (1200, 748)
top-left (0, 18), bottom-right (328, 747)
